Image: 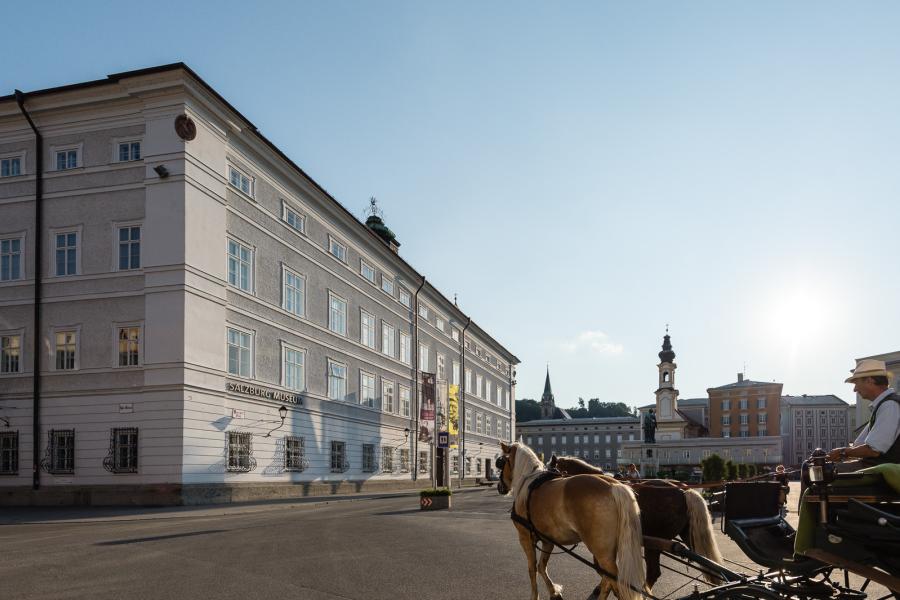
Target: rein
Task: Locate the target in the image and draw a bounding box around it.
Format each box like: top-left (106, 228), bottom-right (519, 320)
top-left (508, 467), bottom-right (661, 600)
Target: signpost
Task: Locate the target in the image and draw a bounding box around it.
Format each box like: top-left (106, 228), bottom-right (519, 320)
top-left (438, 431), bottom-right (449, 449)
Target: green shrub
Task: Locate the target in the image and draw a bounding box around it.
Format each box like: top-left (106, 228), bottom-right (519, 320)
top-left (701, 453), bottom-right (725, 482)
top-left (420, 487), bottom-right (452, 497)
top-left (747, 464), bottom-right (757, 477)
top-left (725, 460), bottom-right (737, 480)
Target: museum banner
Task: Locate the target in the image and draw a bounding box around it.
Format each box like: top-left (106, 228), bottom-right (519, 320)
top-left (448, 384), bottom-right (459, 448)
top-left (419, 373), bottom-right (435, 443)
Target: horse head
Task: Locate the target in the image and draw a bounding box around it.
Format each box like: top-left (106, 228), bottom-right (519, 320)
top-left (497, 441), bottom-right (514, 495)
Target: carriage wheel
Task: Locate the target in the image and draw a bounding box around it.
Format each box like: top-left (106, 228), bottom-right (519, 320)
top-left (708, 583), bottom-right (781, 600)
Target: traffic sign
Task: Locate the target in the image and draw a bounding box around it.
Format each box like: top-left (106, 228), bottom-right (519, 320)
top-left (437, 431), bottom-right (449, 448)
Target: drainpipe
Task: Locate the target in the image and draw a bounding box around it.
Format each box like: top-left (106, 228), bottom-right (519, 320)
top-left (411, 276), bottom-right (425, 482)
top-left (15, 90), bottom-right (42, 491)
top-left (459, 316), bottom-right (471, 485)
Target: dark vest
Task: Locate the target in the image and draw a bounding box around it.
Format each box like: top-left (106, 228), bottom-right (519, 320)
top-left (866, 392), bottom-right (900, 465)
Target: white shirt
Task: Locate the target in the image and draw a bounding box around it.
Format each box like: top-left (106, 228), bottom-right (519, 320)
top-left (853, 388), bottom-right (900, 454)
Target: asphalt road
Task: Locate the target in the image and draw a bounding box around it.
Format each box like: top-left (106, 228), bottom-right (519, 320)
top-left (0, 483), bottom-right (888, 600)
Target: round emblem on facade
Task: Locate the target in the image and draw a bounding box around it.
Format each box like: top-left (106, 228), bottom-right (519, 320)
top-left (174, 115), bottom-right (197, 141)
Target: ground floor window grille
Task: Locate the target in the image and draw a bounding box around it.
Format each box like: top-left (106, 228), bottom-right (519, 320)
top-left (0, 431), bottom-right (18, 475)
top-left (362, 444), bottom-right (377, 472)
top-left (43, 429), bottom-right (75, 474)
top-left (103, 427), bottom-right (138, 473)
top-left (382, 446), bottom-right (393, 472)
top-left (451, 454), bottom-right (459, 474)
top-left (227, 431), bottom-right (254, 472)
top-left (331, 440), bottom-right (348, 473)
top-left (285, 436), bottom-right (306, 472)
top-left (465, 456), bottom-right (472, 475)
top-left (399, 448), bottom-right (410, 473)
top-left (476, 459), bottom-right (483, 475)
top-left (418, 450), bottom-right (429, 474)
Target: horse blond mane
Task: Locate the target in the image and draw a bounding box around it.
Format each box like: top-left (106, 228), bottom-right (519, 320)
top-left (509, 442), bottom-right (545, 498)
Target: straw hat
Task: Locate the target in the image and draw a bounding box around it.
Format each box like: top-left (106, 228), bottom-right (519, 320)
top-left (845, 359), bottom-right (890, 383)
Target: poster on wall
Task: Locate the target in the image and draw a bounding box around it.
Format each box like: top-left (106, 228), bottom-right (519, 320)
top-left (448, 384), bottom-right (459, 448)
top-left (419, 373), bottom-right (435, 443)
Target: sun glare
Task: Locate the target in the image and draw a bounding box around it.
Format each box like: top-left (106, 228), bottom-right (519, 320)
top-left (767, 289), bottom-right (829, 348)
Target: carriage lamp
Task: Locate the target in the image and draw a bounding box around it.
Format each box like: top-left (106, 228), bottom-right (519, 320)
top-left (404, 428), bottom-right (410, 442)
top-left (264, 405), bottom-right (289, 438)
top-left (808, 448), bottom-right (835, 483)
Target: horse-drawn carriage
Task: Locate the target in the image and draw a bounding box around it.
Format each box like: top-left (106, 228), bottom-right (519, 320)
top-left (496, 442), bottom-right (900, 600)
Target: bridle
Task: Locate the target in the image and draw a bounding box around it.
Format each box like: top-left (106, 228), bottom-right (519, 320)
top-left (496, 455), bottom-right (510, 495)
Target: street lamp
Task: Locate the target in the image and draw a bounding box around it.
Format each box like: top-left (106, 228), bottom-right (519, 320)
top-left (404, 428), bottom-right (410, 443)
top-left (264, 405), bottom-right (288, 437)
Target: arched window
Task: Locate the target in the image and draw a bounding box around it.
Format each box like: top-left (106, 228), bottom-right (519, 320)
top-left (663, 371), bottom-right (670, 382)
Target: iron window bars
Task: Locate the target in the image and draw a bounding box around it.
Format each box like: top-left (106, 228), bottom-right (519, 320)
top-left (284, 435), bottom-right (308, 472)
top-left (362, 444), bottom-right (378, 473)
top-left (381, 446), bottom-right (394, 473)
top-left (330, 441), bottom-right (350, 473)
top-left (0, 431), bottom-right (18, 475)
top-left (103, 427), bottom-right (138, 473)
top-left (42, 429), bottom-right (74, 474)
top-left (227, 431), bottom-right (256, 472)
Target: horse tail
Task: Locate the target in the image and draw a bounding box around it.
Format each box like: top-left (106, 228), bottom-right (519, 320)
top-left (684, 488), bottom-right (723, 583)
top-left (610, 483), bottom-right (646, 600)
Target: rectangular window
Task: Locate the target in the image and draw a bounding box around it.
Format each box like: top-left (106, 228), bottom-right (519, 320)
top-left (476, 375), bottom-right (483, 399)
top-left (722, 399), bottom-right (730, 411)
top-left (400, 385), bottom-right (411, 417)
top-left (55, 148), bottom-right (78, 171)
top-left (0, 156), bottom-right (22, 177)
top-left (1, 237), bottom-right (23, 281)
top-left (466, 410), bottom-right (473, 433)
top-left (485, 416), bottom-right (493, 436)
top-left (329, 293), bottom-right (347, 335)
top-left (436, 316), bottom-right (444, 331)
top-left (451, 454), bottom-right (459, 474)
top-left (48, 429), bottom-right (75, 474)
top-left (437, 354), bottom-right (446, 381)
top-left (758, 413), bottom-right (767, 424)
top-left (381, 322), bottom-right (395, 356)
top-left (418, 303), bottom-right (429, 320)
top-left (362, 444), bottom-right (376, 472)
top-left (108, 427), bottom-right (138, 473)
top-left (452, 329), bottom-right (460, 342)
top-left (328, 360), bottom-right (347, 401)
top-left (117, 226), bottom-right (141, 270)
top-left (382, 446), bottom-right (394, 472)
top-left (228, 166), bottom-right (254, 196)
top-left (117, 326), bottom-right (140, 367)
top-left (476, 412), bottom-right (483, 434)
top-left (331, 441), bottom-right (347, 472)
top-left (486, 379), bottom-right (492, 402)
top-left (740, 414), bottom-right (749, 425)
top-left (722, 415), bottom-right (731, 425)
top-left (227, 327), bottom-right (252, 377)
top-left (227, 431), bottom-right (252, 472)
top-left (55, 231), bottom-right (78, 276)
top-left (118, 141), bottom-right (141, 162)
top-left (360, 371), bottom-right (376, 408)
top-left (739, 399), bottom-right (748, 410)
top-left (400, 333), bottom-right (411, 365)
top-left (285, 436), bottom-right (306, 471)
top-left (328, 236), bottom-right (346, 262)
top-left (465, 369), bottom-right (472, 394)
top-left (227, 239), bottom-right (252, 292)
top-left (282, 268), bottom-right (305, 317)
top-left (361, 310), bottom-right (376, 348)
top-left (757, 396), bottom-right (767, 409)
top-left (465, 457), bottom-right (472, 475)
top-left (360, 261), bottom-right (376, 283)
top-left (382, 379), bottom-right (395, 413)
top-left (452, 362), bottom-right (460, 386)
top-left (0, 431), bottom-right (17, 474)
top-left (283, 346), bottom-right (305, 391)
top-left (54, 330), bottom-right (77, 370)
top-left (400, 448), bottom-right (410, 473)
top-left (283, 203), bottom-right (305, 233)
top-left (1, 335), bottom-right (21, 373)
top-left (399, 287), bottom-right (411, 308)
top-left (418, 344), bottom-right (429, 372)
top-left (381, 276), bottom-right (394, 295)
top-left (418, 450), bottom-right (429, 474)
top-left (758, 428), bottom-right (768, 437)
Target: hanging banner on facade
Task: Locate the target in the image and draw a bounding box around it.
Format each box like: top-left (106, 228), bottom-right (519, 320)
top-left (419, 373), bottom-right (435, 443)
top-left (448, 384), bottom-right (460, 448)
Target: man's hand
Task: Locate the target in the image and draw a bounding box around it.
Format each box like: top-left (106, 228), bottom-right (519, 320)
top-left (827, 447), bottom-right (847, 462)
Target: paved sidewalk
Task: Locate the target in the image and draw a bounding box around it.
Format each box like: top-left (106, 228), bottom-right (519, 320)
top-left (0, 485), bottom-right (493, 525)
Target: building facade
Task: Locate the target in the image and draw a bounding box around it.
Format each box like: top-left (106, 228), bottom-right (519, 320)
top-left (707, 374), bottom-right (782, 438)
top-left (780, 395), bottom-right (851, 467)
top-left (0, 64), bottom-right (518, 505)
top-left (517, 418), bottom-right (640, 471)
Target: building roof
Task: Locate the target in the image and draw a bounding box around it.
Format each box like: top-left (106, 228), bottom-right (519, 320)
top-left (1, 63), bottom-right (519, 364)
top-left (708, 379), bottom-right (781, 391)
top-left (781, 394), bottom-right (848, 406)
top-left (542, 368), bottom-right (553, 399)
top-left (678, 397), bottom-right (709, 407)
top-left (658, 333), bottom-right (675, 363)
top-left (517, 416), bottom-right (639, 427)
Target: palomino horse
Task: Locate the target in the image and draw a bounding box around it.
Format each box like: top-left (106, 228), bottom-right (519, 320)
top-left (497, 442), bottom-right (646, 600)
top-left (553, 456), bottom-right (723, 588)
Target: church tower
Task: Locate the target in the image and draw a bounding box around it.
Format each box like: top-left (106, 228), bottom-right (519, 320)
top-left (654, 328), bottom-right (686, 440)
top-left (540, 367), bottom-right (556, 420)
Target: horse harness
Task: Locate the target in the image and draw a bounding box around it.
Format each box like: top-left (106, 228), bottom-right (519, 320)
top-left (498, 456), bottom-right (658, 600)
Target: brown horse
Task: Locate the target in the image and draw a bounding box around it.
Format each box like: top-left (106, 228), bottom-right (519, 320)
top-left (498, 442), bottom-right (646, 600)
top-left (553, 456), bottom-right (722, 589)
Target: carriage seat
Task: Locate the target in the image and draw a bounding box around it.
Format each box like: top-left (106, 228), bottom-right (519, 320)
top-left (723, 482), bottom-right (821, 574)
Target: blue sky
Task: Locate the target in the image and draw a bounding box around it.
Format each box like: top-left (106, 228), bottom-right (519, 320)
top-left (4, 2), bottom-right (898, 408)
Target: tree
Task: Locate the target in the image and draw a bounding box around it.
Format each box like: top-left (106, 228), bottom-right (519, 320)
top-left (515, 399), bottom-right (541, 423)
top-left (725, 460), bottom-right (737, 481)
top-left (747, 464), bottom-right (757, 478)
top-left (737, 463), bottom-right (748, 479)
top-left (578, 398), bottom-right (585, 410)
top-left (700, 453), bottom-right (725, 482)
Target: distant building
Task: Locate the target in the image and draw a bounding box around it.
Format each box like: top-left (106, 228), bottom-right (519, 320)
top-left (780, 395), bottom-right (851, 467)
top-left (707, 374), bottom-right (782, 438)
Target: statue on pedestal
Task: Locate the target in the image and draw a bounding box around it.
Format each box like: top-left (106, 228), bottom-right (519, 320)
top-left (643, 408), bottom-right (657, 443)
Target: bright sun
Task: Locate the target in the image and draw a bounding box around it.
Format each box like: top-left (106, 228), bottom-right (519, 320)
top-left (767, 289), bottom-right (829, 347)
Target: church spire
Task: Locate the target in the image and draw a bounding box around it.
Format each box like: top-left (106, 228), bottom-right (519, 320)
top-left (543, 366), bottom-right (553, 398)
top-left (541, 366), bottom-right (556, 419)
top-left (658, 330), bottom-right (675, 363)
